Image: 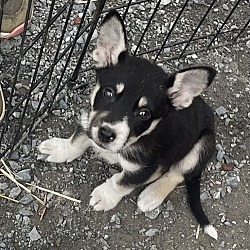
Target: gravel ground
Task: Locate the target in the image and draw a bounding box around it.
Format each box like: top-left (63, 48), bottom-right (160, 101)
top-left (0, 0), bottom-right (250, 249)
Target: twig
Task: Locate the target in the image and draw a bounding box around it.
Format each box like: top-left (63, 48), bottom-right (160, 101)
top-left (26, 183), bottom-right (81, 203)
top-left (129, 198), bottom-right (136, 205)
top-left (208, 177), bottom-right (215, 184)
top-left (0, 193), bottom-right (19, 203)
top-left (186, 232), bottom-right (195, 240)
top-left (195, 224), bottom-right (200, 239)
top-left (0, 159), bottom-right (44, 205)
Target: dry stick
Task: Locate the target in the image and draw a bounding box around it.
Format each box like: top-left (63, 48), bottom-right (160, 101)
top-left (0, 167), bottom-right (44, 205)
top-left (1, 159), bottom-right (80, 204)
top-left (26, 183), bottom-right (81, 203)
top-left (195, 224), bottom-right (200, 239)
top-left (0, 159), bottom-right (44, 205)
top-left (0, 193), bottom-right (19, 203)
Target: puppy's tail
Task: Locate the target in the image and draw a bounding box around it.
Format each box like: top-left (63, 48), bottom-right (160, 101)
top-left (185, 175), bottom-right (218, 240)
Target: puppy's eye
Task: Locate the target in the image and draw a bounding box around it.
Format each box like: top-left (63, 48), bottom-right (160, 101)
top-left (138, 109), bottom-right (151, 121)
top-left (103, 87), bottom-right (115, 100)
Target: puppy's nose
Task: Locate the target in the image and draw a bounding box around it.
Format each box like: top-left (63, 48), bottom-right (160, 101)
top-left (98, 126), bottom-right (116, 143)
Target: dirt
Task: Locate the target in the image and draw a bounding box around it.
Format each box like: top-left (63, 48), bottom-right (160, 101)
top-left (0, 1), bottom-right (250, 249)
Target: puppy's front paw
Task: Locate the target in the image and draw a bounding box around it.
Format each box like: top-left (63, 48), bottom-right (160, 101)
top-left (137, 187), bottom-right (165, 212)
top-left (38, 138), bottom-right (79, 163)
top-left (89, 180), bottom-right (123, 211)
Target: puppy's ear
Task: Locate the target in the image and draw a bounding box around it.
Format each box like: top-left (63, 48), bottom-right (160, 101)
top-left (93, 10), bottom-right (127, 68)
top-left (167, 66), bottom-right (216, 110)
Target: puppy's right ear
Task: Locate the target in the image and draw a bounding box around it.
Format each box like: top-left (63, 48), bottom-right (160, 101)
top-left (93, 10), bottom-right (127, 68)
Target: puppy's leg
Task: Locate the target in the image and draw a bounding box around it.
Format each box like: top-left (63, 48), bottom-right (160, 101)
top-left (89, 163), bottom-right (159, 211)
top-left (138, 137), bottom-right (205, 212)
top-left (137, 170), bottom-right (184, 212)
top-left (90, 171), bottom-right (134, 211)
top-left (38, 125), bottom-right (91, 163)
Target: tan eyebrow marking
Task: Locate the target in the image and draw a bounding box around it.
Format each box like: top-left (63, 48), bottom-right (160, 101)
top-left (138, 96), bottom-right (148, 108)
top-left (116, 83), bottom-right (125, 94)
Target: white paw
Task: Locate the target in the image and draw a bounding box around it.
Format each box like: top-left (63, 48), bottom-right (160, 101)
top-left (38, 137), bottom-right (83, 163)
top-left (89, 180), bottom-right (123, 211)
top-left (137, 187), bottom-right (165, 212)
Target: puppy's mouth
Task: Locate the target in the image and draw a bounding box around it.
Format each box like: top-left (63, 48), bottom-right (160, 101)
top-left (88, 125), bottom-right (129, 152)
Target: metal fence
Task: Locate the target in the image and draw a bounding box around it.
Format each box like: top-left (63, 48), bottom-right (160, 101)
top-left (0, 0), bottom-right (249, 159)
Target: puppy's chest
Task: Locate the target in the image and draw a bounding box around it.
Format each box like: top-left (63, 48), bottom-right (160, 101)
top-left (94, 146), bottom-right (143, 172)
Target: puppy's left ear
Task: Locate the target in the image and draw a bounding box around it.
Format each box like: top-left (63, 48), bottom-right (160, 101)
top-left (93, 10), bottom-right (127, 68)
top-left (167, 66), bottom-right (216, 110)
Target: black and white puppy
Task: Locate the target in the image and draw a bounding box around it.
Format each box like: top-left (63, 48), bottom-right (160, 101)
top-left (39, 10), bottom-right (218, 239)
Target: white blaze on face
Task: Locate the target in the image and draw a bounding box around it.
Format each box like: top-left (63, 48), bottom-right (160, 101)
top-left (90, 116), bottom-right (130, 152)
top-left (90, 83), bottom-right (100, 107)
top-left (116, 83), bottom-right (125, 94)
top-left (126, 119), bottom-right (161, 146)
top-left (138, 96), bottom-right (148, 108)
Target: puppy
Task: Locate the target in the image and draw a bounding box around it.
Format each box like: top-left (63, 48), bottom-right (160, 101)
top-left (39, 10), bottom-right (218, 239)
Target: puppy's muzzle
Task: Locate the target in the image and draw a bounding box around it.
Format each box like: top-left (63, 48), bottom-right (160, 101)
top-left (98, 126), bottom-right (116, 143)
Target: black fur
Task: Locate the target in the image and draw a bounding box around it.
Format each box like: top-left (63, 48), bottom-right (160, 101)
top-left (39, 10), bottom-right (218, 239)
top-left (90, 10), bottom-right (217, 234)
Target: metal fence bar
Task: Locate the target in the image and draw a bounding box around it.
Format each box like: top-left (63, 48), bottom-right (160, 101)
top-left (0, 2), bottom-right (70, 82)
top-left (153, 0), bottom-right (190, 62)
top-left (233, 17), bottom-right (250, 43)
top-left (122, 0), bottom-right (133, 20)
top-left (48, 0), bottom-right (93, 99)
top-left (0, 22), bottom-right (92, 121)
top-left (133, 0), bottom-right (161, 56)
top-left (0, 0), bottom-right (249, 159)
top-left (178, 0), bottom-right (216, 59)
top-left (28, 2), bottom-right (75, 134)
top-left (207, 0), bottom-right (241, 49)
top-left (0, 0), bottom-right (33, 147)
top-left (9, 0), bottom-right (56, 154)
top-left (68, 0), bottom-right (107, 84)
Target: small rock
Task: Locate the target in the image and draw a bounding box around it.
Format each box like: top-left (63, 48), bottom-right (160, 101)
top-left (166, 200), bottom-right (174, 211)
top-left (19, 194), bottom-right (34, 204)
top-left (9, 151), bottom-right (20, 160)
top-left (223, 155), bottom-right (233, 164)
top-left (215, 106), bottom-right (227, 116)
top-left (222, 4), bottom-right (229, 11)
top-left (16, 169), bottom-right (31, 182)
top-left (9, 187), bottom-right (22, 198)
top-left (22, 144), bottom-right (30, 155)
top-left (216, 151), bottom-right (224, 162)
top-left (8, 160), bottom-right (20, 170)
top-left (161, 0), bottom-right (171, 5)
top-left (150, 245), bottom-right (158, 250)
top-left (145, 207), bottom-right (161, 220)
top-left (246, 40), bottom-right (250, 49)
top-left (212, 191), bottom-right (221, 199)
top-left (0, 182), bottom-right (8, 190)
top-left (19, 208), bottom-right (34, 216)
top-left (29, 226), bottom-right (41, 241)
top-left (216, 144), bottom-right (223, 151)
top-left (215, 161), bottom-right (221, 170)
top-left (226, 176), bottom-right (240, 187)
top-left (145, 228), bottom-right (160, 237)
top-left (59, 99), bottom-right (68, 110)
top-left (162, 211), bottom-right (170, 218)
top-left (239, 144), bottom-right (246, 150)
top-left (110, 214), bottom-right (121, 225)
top-left (0, 243), bottom-right (6, 248)
top-left (225, 118), bottom-right (231, 126)
top-left (23, 216), bottom-right (31, 225)
top-left (200, 191), bottom-right (209, 201)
